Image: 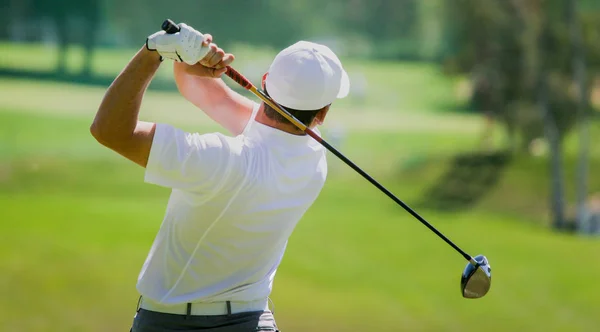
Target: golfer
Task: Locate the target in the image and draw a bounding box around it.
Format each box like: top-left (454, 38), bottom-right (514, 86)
top-left (90, 22), bottom-right (349, 331)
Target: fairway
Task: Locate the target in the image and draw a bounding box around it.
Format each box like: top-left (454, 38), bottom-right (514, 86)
top-left (1, 77), bottom-right (600, 332)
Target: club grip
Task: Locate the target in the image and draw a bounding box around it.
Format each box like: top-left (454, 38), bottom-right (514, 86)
top-left (225, 67), bottom-right (254, 90)
top-left (162, 19), bottom-right (180, 34)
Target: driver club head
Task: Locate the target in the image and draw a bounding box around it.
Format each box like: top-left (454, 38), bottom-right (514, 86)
top-left (461, 254), bottom-right (491, 299)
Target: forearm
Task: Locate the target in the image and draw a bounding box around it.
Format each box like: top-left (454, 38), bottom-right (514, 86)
top-left (174, 63), bottom-right (229, 109)
top-left (174, 62), bottom-right (253, 135)
top-left (91, 47), bottom-right (161, 142)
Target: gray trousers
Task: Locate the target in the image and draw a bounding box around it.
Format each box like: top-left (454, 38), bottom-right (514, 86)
top-left (130, 304), bottom-right (280, 332)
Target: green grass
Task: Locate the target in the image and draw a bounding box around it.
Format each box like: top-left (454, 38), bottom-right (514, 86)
top-left (1, 76), bottom-right (599, 332)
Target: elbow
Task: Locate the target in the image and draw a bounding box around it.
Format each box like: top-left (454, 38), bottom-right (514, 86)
top-left (90, 122), bottom-right (103, 144)
top-left (90, 117), bottom-right (133, 150)
top-left (90, 120), bottom-right (109, 146)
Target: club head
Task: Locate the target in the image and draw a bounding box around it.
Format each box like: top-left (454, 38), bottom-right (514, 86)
top-left (461, 255), bottom-right (491, 299)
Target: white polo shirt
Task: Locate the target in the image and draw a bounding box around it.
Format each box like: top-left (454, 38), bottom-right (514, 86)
top-left (137, 103), bottom-right (327, 304)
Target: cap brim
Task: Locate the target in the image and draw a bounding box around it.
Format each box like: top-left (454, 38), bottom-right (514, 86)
top-left (337, 70), bottom-right (350, 99)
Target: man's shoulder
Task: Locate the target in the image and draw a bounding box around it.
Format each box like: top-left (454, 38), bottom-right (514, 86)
top-left (151, 124), bottom-right (253, 166)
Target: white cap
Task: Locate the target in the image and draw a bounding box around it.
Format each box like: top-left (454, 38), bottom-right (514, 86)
top-left (265, 41), bottom-right (350, 111)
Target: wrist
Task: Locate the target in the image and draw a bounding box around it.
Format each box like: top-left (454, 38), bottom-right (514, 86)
top-left (141, 46), bottom-right (163, 64)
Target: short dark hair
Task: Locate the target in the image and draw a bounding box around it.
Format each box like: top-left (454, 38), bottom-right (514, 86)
top-left (263, 88), bottom-right (326, 127)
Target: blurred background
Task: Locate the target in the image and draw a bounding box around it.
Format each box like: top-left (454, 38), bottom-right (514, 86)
top-left (1, 0), bottom-right (600, 331)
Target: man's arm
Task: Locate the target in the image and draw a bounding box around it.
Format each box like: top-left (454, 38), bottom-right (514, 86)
top-left (174, 61), bottom-right (254, 136)
top-left (90, 47), bottom-right (160, 168)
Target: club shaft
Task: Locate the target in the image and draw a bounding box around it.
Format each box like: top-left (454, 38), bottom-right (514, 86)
top-left (245, 78), bottom-right (472, 262)
top-left (311, 132), bottom-right (472, 260)
top-left (161, 19), bottom-right (473, 262)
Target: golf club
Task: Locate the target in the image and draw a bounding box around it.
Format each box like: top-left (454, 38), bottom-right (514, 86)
top-left (161, 19), bottom-right (492, 299)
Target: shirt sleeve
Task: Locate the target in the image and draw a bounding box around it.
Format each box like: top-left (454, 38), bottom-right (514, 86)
top-left (240, 102), bottom-right (260, 136)
top-left (144, 123), bottom-right (240, 192)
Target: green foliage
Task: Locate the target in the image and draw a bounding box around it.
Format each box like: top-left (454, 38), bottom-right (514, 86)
top-left (581, 10), bottom-right (600, 71)
top-left (441, 0), bottom-right (600, 151)
top-left (2, 0), bottom-right (442, 60)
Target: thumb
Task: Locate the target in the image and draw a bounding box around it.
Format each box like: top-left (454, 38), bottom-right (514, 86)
top-left (184, 63), bottom-right (212, 77)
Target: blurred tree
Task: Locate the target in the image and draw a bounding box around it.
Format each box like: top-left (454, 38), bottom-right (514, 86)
top-left (440, 0), bottom-right (600, 229)
top-left (441, 0), bottom-right (526, 150)
top-left (103, 0), bottom-right (305, 51)
top-left (51, 0), bottom-right (102, 77)
top-left (339, 0), bottom-right (420, 59)
top-left (417, 0), bottom-right (447, 61)
top-left (441, 0), bottom-right (599, 155)
top-left (571, 0), bottom-right (600, 232)
top-left (3, 0), bottom-right (432, 60)
top-left (3, 0), bottom-right (102, 77)
top-left (567, 0), bottom-right (589, 231)
top-left (536, 0), bottom-right (566, 230)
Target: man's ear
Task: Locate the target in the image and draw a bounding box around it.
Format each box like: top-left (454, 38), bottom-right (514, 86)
top-left (261, 72), bottom-right (268, 90)
top-left (314, 105), bottom-right (330, 126)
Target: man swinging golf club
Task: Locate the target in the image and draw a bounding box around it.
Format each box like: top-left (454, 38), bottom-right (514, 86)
top-left (91, 21), bottom-right (350, 331)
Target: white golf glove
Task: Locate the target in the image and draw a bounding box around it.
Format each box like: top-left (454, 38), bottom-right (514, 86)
top-left (146, 23), bottom-right (210, 65)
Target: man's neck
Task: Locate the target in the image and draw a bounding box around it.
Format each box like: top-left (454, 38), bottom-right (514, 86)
top-left (254, 104), bottom-right (308, 136)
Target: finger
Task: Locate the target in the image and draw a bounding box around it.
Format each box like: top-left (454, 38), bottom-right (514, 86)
top-left (200, 44), bottom-right (217, 66)
top-left (215, 54), bottom-right (235, 69)
top-left (202, 34), bottom-right (213, 46)
top-left (201, 43), bottom-right (218, 65)
top-left (212, 67), bottom-right (228, 78)
top-left (207, 48), bottom-right (225, 67)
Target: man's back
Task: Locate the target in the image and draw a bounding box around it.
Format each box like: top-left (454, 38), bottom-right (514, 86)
top-left (91, 27), bottom-right (349, 329)
top-left (137, 103), bottom-right (327, 305)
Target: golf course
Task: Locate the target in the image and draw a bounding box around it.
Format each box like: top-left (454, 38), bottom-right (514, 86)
top-left (1, 42), bottom-right (600, 332)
